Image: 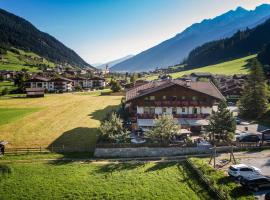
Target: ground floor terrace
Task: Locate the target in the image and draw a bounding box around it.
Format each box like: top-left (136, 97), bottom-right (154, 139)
top-left (134, 118), bottom-right (209, 132)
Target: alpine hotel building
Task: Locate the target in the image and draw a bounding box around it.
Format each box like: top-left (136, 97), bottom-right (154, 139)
top-left (126, 80), bottom-right (225, 132)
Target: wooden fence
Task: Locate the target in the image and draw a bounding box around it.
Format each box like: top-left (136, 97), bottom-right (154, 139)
top-left (4, 146), bottom-right (66, 155)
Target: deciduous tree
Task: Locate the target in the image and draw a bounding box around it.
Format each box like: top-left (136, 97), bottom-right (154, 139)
top-left (146, 114), bottom-right (181, 143)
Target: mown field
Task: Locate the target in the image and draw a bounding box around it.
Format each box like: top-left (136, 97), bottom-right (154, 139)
top-left (147, 55), bottom-right (256, 80)
top-left (0, 93), bottom-right (122, 151)
top-left (0, 161), bottom-right (212, 200)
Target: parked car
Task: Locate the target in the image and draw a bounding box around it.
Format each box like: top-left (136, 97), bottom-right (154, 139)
top-left (265, 192), bottom-right (270, 200)
top-left (228, 164), bottom-right (261, 180)
top-left (240, 175), bottom-right (270, 191)
top-left (240, 121), bottom-right (251, 125)
top-left (236, 133), bottom-right (261, 143)
top-left (236, 118), bottom-right (241, 125)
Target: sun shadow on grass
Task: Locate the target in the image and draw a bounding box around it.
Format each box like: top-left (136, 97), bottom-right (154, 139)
top-left (94, 162), bottom-right (146, 174)
top-left (144, 162), bottom-right (178, 172)
top-left (88, 105), bottom-right (120, 121)
top-left (47, 127), bottom-right (98, 165)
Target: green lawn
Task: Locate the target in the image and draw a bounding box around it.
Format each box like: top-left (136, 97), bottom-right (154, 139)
top-left (0, 107), bottom-right (41, 126)
top-left (0, 93), bottom-right (122, 150)
top-left (147, 55), bottom-right (256, 80)
top-left (189, 158), bottom-right (254, 200)
top-left (0, 161), bottom-right (212, 200)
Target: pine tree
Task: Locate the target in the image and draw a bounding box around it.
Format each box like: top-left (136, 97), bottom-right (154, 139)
top-left (207, 101), bottom-right (236, 143)
top-left (238, 59), bottom-right (269, 119)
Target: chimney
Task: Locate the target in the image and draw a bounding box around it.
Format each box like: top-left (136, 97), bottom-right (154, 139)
top-left (186, 80), bottom-right (191, 87)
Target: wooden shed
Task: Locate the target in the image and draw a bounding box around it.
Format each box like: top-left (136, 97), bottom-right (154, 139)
top-left (25, 88), bottom-right (45, 98)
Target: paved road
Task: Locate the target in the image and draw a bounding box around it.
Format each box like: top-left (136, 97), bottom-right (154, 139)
top-left (236, 151), bottom-right (270, 200)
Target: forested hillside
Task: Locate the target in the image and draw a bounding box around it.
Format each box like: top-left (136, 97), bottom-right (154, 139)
top-left (0, 8), bottom-right (94, 69)
top-left (186, 18), bottom-right (270, 67)
top-left (258, 43), bottom-right (270, 65)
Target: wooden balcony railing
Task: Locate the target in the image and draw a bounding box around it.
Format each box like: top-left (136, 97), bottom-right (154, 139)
top-left (143, 100), bottom-right (209, 107)
top-left (135, 113), bottom-right (210, 119)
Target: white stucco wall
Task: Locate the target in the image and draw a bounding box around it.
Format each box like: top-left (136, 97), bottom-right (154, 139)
top-left (137, 107), bottom-right (144, 114)
top-left (155, 107), bottom-right (162, 114)
top-left (201, 107), bottom-right (212, 114)
top-left (177, 107), bottom-right (188, 114)
top-left (166, 107), bottom-right (172, 114)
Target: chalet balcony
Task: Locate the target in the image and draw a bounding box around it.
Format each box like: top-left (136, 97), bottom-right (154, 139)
top-left (136, 113), bottom-right (210, 119)
top-left (143, 100), bottom-right (209, 107)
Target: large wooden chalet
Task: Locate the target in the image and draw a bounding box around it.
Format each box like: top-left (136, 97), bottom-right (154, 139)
top-left (126, 80), bottom-right (225, 132)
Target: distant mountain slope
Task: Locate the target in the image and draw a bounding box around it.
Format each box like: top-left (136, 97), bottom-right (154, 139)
top-left (97, 55), bottom-right (133, 69)
top-left (0, 8), bottom-right (95, 69)
top-left (186, 18), bottom-right (270, 67)
top-left (146, 55), bottom-right (255, 81)
top-left (112, 4), bottom-right (270, 72)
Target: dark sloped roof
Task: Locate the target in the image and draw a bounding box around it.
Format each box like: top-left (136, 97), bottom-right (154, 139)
top-left (27, 76), bottom-right (51, 82)
top-left (126, 80), bottom-right (224, 102)
top-left (53, 77), bottom-right (73, 82)
top-left (190, 72), bottom-right (212, 77)
top-left (89, 76), bottom-right (105, 80)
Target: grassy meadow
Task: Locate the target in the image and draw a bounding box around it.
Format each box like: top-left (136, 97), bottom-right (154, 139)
top-left (147, 55), bottom-right (256, 80)
top-left (0, 161), bottom-right (212, 200)
top-left (0, 93), bottom-right (122, 151)
top-left (0, 48), bottom-right (55, 71)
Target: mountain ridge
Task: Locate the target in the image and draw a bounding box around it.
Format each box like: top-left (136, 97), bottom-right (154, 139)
top-left (0, 8), bottom-right (95, 70)
top-left (111, 4), bottom-right (270, 72)
top-left (95, 55), bottom-right (134, 69)
top-left (186, 17), bottom-right (270, 67)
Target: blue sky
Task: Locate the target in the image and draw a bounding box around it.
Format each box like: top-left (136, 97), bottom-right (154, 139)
top-left (0, 0), bottom-right (269, 64)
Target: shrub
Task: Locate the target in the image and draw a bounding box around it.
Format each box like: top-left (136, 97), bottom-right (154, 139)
top-left (110, 80), bottom-right (121, 92)
top-left (1, 87), bottom-right (9, 96)
top-left (0, 164), bottom-right (12, 175)
top-left (99, 112), bottom-right (128, 142)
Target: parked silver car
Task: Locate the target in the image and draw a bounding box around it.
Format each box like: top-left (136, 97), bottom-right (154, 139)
top-left (228, 164), bottom-right (261, 180)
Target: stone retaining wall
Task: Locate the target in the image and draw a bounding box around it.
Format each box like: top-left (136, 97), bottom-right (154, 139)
top-left (94, 146), bottom-right (214, 158)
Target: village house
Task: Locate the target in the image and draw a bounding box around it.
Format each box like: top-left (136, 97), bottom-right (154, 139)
top-left (72, 77), bottom-right (90, 89)
top-left (0, 70), bottom-right (16, 80)
top-left (25, 76), bottom-right (73, 92)
top-left (125, 80), bottom-right (225, 132)
top-left (219, 79), bottom-right (245, 100)
top-left (89, 76), bottom-right (106, 88)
